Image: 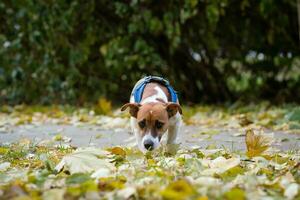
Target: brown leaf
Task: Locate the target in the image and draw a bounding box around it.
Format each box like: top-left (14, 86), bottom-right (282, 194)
top-left (245, 129), bottom-right (270, 158)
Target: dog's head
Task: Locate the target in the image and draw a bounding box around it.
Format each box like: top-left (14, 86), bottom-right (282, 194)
top-left (121, 102), bottom-right (182, 152)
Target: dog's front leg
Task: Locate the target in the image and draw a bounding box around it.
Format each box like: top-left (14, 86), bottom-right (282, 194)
top-left (167, 113), bottom-right (181, 144)
top-left (167, 125), bottom-right (179, 144)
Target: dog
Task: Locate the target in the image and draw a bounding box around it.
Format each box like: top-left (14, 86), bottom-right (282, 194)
top-left (121, 76), bottom-right (182, 152)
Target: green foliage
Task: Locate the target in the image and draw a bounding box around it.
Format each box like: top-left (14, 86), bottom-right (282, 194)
top-left (0, 0), bottom-right (299, 104)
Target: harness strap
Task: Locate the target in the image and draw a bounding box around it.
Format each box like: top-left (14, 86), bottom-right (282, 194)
top-left (133, 76), bottom-right (178, 103)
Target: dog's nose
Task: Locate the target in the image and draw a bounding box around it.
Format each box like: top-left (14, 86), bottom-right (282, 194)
top-left (144, 139), bottom-right (154, 150)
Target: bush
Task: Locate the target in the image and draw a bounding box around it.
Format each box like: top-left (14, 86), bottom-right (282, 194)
top-left (0, 0), bottom-right (299, 104)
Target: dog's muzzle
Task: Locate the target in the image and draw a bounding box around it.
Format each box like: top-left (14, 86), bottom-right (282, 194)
top-left (143, 139), bottom-right (154, 151)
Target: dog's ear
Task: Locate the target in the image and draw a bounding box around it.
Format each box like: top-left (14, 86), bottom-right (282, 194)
top-left (121, 103), bottom-right (140, 118)
top-left (165, 103), bottom-right (182, 118)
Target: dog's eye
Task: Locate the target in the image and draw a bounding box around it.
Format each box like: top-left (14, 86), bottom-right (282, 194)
top-left (138, 120), bottom-right (146, 129)
top-left (156, 121), bottom-right (164, 129)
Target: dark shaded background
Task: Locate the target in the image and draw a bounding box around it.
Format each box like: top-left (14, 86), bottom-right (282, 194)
top-left (0, 0), bottom-right (299, 105)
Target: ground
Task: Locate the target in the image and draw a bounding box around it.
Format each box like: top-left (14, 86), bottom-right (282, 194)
top-left (1, 124), bottom-right (299, 151)
top-left (0, 104), bottom-right (299, 199)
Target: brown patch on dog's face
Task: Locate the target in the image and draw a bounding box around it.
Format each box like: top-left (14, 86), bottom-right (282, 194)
top-left (135, 103), bottom-right (172, 140)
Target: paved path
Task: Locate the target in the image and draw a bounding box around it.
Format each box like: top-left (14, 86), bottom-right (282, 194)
top-left (0, 124), bottom-right (299, 151)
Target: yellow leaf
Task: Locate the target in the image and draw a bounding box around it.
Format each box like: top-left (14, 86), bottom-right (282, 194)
top-left (161, 179), bottom-right (195, 200)
top-left (147, 159), bottom-right (156, 166)
top-left (245, 129), bottom-right (270, 158)
top-left (0, 147), bottom-right (8, 154)
top-left (197, 196), bottom-right (209, 200)
top-left (96, 97), bottom-right (112, 115)
top-left (53, 134), bottom-right (63, 141)
top-left (98, 177), bottom-right (125, 191)
top-left (224, 188), bottom-right (245, 200)
top-left (16, 115), bottom-right (32, 125)
top-left (109, 147), bottom-right (126, 157)
top-left (220, 166), bottom-right (245, 180)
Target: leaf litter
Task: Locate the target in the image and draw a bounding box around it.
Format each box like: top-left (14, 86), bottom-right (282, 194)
top-left (0, 135), bottom-right (299, 199)
top-left (0, 104), bottom-right (299, 199)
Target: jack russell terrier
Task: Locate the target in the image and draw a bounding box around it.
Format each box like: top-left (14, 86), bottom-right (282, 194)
top-left (121, 76), bottom-right (182, 152)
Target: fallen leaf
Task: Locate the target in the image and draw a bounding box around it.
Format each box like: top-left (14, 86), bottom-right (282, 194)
top-left (91, 168), bottom-right (112, 179)
top-left (109, 147), bottom-right (126, 157)
top-left (161, 179), bottom-right (195, 200)
top-left (97, 177), bottom-right (125, 191)
top-left (0, 147), bottom-right (9, 154)
top-left (55, 147), bottom-right (115, 174)
top-left (53, 134), bottom-right (63, 141)
top-left (201, 157), bottom-right (240, 175)
top-left (0, 162), bottom-right (10, 171)
top-left (196, 197), bottom-right (208, 200)
top-left (0, 169), bottom-right (28, 184)
top-left (42, 188), bottom-right (65, 200)
top-left (117, 187), bottom-right (136, 199)
top-left (66, 173), bottom-right (92, 185)
top-left (245, 129), bottom-right (271, 158)
top-left (194, 177), bottom-right (221, 187)
top-left (224, 188), bottom-right (245, 200)
top-left (284, 183), bottom-right (299, 200)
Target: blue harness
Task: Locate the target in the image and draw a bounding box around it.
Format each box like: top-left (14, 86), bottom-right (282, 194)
top-left (133, 76), bottom-right (178, 103)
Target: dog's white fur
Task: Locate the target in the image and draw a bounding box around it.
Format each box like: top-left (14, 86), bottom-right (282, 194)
top-left (130, 82), bottom-right (182, 152)
top-left (141, 86), bottom-right (168, 104)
